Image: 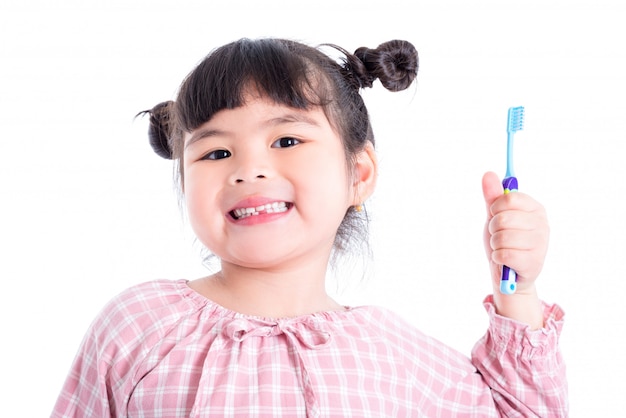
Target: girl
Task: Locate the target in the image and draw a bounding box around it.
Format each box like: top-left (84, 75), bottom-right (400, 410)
top-left (52, 38), bottom-right (567, 417)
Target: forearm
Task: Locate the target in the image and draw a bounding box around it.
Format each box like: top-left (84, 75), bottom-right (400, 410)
top-left (472, 296), bottom-right (568, 417)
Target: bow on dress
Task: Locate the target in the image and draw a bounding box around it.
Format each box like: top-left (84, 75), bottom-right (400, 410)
top-left (192, 315), bottom-right (333, 418)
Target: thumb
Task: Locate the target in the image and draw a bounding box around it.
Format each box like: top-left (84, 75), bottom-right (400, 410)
top-left (482, 171), bottom-right (503, 216)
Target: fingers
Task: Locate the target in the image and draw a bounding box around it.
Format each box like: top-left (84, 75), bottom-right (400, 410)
top-left (488, 208), bottom-right (543, 235)
top-left (488, 191), bottom-right (545, 217)
top-left (490, 245), bottom-right (546, 285)
top-left (486, 192), bottom-right (549, 282)
top-left (489, 225), bottom-right (546, 255)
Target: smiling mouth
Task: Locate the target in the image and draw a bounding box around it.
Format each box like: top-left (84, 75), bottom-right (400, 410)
top-left (230, 202), bottom-right (291, 220)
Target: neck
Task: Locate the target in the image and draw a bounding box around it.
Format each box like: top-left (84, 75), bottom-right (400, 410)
top-left (190, 258), bottom-right (343, 319)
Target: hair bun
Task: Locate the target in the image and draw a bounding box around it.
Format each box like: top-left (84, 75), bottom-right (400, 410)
top-left (137, 101), bottom-right (175, 159)
top-left (354, 40), bottom-right (418, 92)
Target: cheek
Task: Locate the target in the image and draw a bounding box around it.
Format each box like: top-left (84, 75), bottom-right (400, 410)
top-left (183, 171), bottom-right (220, 225)
top-left (297, 154), bottom-right (353, 207)
top-left (184, 187), bottom-right (226, 253)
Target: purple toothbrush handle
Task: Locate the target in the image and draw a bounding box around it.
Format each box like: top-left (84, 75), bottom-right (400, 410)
top-left (500, 176), bottom-right (518, 294)
top-left (502, 176), bottom-right (518, 194)
top-left (501, 266), bottom-right (517, 294)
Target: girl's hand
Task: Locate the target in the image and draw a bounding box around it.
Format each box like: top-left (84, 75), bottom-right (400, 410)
top-left (481, 171), bottom-right (549, 328)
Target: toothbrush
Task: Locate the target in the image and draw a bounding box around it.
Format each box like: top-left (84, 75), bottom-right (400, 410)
top-left (500, 106), bottom-right (525, 295)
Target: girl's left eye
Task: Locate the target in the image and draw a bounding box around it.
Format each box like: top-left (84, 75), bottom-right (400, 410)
top-left (271, 137), bottom-right (301, 148)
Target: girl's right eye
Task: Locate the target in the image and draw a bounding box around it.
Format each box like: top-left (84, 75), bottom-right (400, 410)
top-left (202, 149), bottom-right (231, 160)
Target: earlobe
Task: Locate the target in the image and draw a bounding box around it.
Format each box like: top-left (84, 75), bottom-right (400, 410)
top-left (352, 141), bottom-right (378, 205)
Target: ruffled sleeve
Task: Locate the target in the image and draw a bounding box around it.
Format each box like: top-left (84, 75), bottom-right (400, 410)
top-left (471, 295), bottom-right (568, 417)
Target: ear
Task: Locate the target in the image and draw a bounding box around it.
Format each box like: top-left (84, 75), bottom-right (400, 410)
top-left (351, 141), bottom-right (378, 205)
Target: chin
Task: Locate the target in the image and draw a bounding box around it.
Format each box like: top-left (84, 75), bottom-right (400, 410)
top-left (217, 248), bottom-right (298, 270)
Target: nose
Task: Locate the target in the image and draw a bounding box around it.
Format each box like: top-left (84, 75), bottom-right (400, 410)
top-left (229, 149), bottom-right (272, 185)
top-left (235, 174), bottom-right (266, 184)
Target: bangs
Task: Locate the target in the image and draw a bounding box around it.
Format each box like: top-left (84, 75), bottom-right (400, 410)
top-left (175, 38), bottom-right (332, 132)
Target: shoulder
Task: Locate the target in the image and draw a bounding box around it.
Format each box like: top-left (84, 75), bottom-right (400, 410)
top-left (98, 279), bottom-right (203, 323)
top-left (55, 281), bottom-right (217, 414)
top-left (87, 279), bottom-right (209, 355)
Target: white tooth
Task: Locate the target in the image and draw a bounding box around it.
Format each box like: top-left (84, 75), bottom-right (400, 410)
top-left (233, 202), bottom-right (289, 219)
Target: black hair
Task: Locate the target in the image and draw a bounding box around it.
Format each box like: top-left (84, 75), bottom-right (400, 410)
top-left (139, 37), bottom-right (418, 256)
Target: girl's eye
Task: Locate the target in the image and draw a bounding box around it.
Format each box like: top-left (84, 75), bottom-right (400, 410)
top-left (202, 149), bottom-right (231, 160)
top-left (271, 137), bottom-right (301, 148)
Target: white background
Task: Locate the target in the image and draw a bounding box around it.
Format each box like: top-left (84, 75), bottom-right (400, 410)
top-left (1, 1), bottom-right (624, 416)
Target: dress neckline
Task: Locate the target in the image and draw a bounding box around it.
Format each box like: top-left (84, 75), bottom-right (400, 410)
top-left (177, 278), bottom-right (355, 323)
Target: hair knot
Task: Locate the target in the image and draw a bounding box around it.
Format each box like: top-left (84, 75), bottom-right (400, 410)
top-left (351, 40), bottom-right (418, 92)
top-left (137, 101), bottom-right (175, 159)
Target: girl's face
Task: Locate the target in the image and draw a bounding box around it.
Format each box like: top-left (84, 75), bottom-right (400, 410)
top-left (183, 94), bottom-right (363, 270)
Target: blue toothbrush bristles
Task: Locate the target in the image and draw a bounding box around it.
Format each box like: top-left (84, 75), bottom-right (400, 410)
top-left (507, 106), bottom-right (524, 133)
top-left (505, 106), bottom-right (524, 178)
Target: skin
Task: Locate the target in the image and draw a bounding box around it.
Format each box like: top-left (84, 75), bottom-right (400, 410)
top-left (183, 93), bottom-right (550, 327)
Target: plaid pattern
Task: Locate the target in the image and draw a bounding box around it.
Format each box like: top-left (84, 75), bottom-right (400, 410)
top-left (52, 280), bottom-right (567, 417)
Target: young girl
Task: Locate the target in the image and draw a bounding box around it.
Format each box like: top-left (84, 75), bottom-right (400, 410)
top-left (52, 38), bottom-right (567, 417)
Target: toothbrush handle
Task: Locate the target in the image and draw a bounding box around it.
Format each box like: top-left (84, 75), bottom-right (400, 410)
top-left (502, 176), bottom-right (518, 194)
top-left (500, 176), bottom-right (518, 294)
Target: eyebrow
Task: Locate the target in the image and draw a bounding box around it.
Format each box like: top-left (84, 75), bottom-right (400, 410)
top-left (185, 128), bottom-right (224, 149)
top-left (184, 112), bottom-right (321, 149)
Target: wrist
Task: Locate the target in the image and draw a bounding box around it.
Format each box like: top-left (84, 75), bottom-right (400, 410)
top-left (492, 284), bottom-right (544, 330)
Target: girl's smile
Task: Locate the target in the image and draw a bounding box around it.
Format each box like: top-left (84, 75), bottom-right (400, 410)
top-left (227, 197), bottom-right (292, 223)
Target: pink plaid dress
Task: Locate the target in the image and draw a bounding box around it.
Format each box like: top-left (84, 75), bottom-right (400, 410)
top-left (52, 280), bottom-right (567, 417)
